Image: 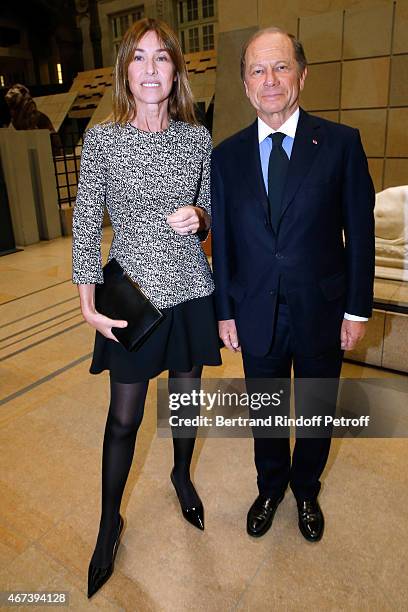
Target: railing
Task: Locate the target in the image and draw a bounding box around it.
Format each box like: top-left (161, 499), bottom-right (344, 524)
top-left (52, 131), bottom-right (84, 209)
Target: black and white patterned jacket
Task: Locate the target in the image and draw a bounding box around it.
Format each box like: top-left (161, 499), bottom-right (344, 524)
top-left (72, 120), bottom-right (214, 308)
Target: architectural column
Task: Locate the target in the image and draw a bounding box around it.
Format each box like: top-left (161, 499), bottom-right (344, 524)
top-left (89, 0), bottom-right (103, 68)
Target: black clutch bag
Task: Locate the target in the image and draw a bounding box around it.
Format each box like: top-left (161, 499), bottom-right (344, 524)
top-left (94, 258), bottom-right (164, 351)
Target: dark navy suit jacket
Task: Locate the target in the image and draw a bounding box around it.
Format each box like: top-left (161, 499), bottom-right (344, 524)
top-left (211, 108), bottom-right (375, 358)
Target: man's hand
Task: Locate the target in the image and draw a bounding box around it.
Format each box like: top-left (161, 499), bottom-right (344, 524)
top-left (219, 319), bottom-right (241, 352)
top-left (167, 205), bottom-right (210, 235)
top-left (341, 319), bottom-right (366, 351)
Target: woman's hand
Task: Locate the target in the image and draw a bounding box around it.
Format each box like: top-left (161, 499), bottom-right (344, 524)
top-left (83, 310), bottom-right (128, 342)
top-left (167, 205), bottom-right (210, 236)
top-left (77, 284), bottom-right (127, 342)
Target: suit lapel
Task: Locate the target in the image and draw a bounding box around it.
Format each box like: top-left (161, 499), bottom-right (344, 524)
top-left (239, 120), bottom-right (269, 219)
top-left (280, 109), bottom-right (323, 221)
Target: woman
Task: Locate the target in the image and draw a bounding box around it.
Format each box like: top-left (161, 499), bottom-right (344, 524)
top-left (72, 18), bottom-right (221, 598)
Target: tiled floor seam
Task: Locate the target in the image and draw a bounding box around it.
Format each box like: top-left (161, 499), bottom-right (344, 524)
top-left (0, 279), bottom-right (72, 306)
top-left (0, 352), bottom-right (92, 407)
top-left (230, 552), bottom-right (271, 611)
top-left (0, 321), bottom-right (86, 363)
top-left (0, 311), bottom-right (82, 348)
top-left (0, 296), bottom-right (78, 329)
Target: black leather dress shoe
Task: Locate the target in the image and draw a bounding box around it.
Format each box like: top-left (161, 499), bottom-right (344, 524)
top-left (247, 494), bottom-right (284, 537)
top-left (87, 514), bottom-right (124, 599)
top-left (170, 469), bottom-right (204, 531)
top-left (297, 499), bottom-right (324, 542)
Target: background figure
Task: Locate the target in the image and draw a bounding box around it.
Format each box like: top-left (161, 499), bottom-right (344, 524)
top-left (211, 26), bottom-right (375, 543)
top-left (4, 83), bottom-right (63, 154)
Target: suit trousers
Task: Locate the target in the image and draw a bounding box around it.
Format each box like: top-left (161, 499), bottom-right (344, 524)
top-left (242, 302), bottom-right (343, 502)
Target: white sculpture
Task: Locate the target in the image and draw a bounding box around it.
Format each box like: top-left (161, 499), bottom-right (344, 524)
top-left (375, 185), bottom-right (408, 281)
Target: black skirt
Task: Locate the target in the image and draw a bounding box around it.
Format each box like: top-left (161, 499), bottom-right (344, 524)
top-left (89, 293), bottom-right (222, 383)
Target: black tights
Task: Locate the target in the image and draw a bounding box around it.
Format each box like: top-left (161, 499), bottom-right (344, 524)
top-left (91, 365), bottom-right (203, 567)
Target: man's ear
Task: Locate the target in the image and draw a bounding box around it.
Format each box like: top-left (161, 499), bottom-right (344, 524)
top-left (243, 79), bottom-right (249, 98)
top-left (299, 66), bottom-right (308, 92)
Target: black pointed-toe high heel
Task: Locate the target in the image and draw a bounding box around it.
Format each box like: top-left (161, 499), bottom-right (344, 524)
top-left (170, 469), bottom-right (204, 531)
top-left (87, 514), bottom-right (124, 599)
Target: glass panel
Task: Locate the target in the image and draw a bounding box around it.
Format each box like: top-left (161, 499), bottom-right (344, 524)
top-left (120, 15), bottom-right (129, 36)
top-left (202, 24), bottom-right (214, 50)
top-left (112, 17), bottom-right (118, 38)
top-left (188, 26), bottom-right (199, 52)
top-left (187, 0), bottom-right (198, 21)
top-left (203, 0), bottom-right (214, 18)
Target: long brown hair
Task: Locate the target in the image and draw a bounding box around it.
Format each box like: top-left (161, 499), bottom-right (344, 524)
top-left (112, 17), bottom-right (198, 125)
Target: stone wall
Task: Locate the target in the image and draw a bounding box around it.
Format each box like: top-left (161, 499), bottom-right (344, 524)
top-left (213, 0), bottom-right (408, 197)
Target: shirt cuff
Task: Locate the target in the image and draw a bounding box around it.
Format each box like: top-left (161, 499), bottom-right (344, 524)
top-left (344, 313), bottom-right (368, 322)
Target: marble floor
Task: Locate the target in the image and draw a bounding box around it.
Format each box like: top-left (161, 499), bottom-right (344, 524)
top-left (1, 229), bottom-right (407, 611)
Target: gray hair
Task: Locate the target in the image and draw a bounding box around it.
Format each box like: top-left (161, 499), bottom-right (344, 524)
top-left (240, 26), bottom-right (308, 80)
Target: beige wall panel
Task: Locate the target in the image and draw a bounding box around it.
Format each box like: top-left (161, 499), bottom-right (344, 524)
top-left (0, 130), bottom-right (39, 246)
top-left (367, 158), bottom-right (384, 193)
top-left (374, 278), bottom-right (400, 303)
top-left (255, 0), bottom-right (395, 37)
top-left (383, 158), bottom-right (408, 188)
top-left (299, 11), bottom-right (343, 63)
top-left (394, 0), bottom-right (408, 53)
top-left (301, 63), bottom-right (341, 111)
top-left (390, 283), bottom-right (408, 308)
top-left (386, 108), bottom-right (408, 157)
top-left (343, 4), bottom-right (393, 59)
top-left (341, 57), bottom-right (390, 108)
top-left (258, 0), bottom-right (297, 32)
top-left (340, 109), bottom-right (387, 157)
top-left (310, 110), bottom-right (339, 122)
top-left (24, 130), bottom-right (61, 241)
top-left (212, 27), bottom-right (257, 145)
top-left (382, 312), bottom-right (408, 372)
top-left (217, 1), bottom-right (257, 33)
top-left (389, 55), bottom-right (408, 107)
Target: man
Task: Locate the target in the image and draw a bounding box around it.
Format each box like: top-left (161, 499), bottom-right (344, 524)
top-left (211, 27), bottom-right (375, 542)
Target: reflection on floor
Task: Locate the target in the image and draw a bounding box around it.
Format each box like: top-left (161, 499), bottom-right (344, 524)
top-left (1, 229), bottom-right (407, 610)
